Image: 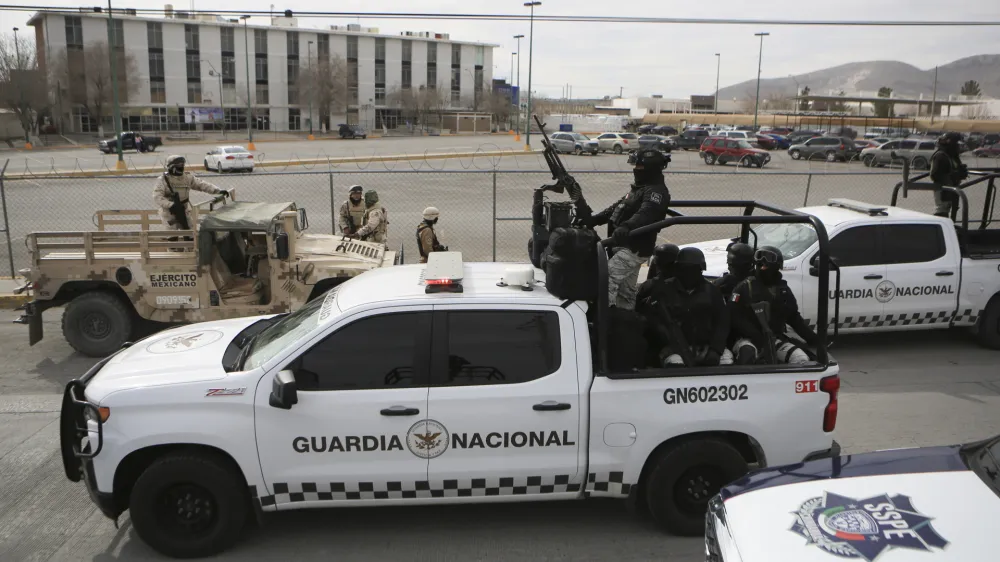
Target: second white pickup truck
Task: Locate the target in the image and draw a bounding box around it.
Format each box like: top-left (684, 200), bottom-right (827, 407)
top-left (61, 204), bottom-right (842, 558)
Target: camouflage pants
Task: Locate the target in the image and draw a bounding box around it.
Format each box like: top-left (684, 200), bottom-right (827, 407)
top-left (607, 248), bottom-right (646, 310)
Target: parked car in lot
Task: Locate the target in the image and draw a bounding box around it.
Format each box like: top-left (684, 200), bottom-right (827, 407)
top-left (752, 135), bottom-right (777, 150)
top-left (700, 137), bottom-right (771, 167)
top-left (549, 132), bottom-right (599, 155)
top-left (716, 130), bottom-right (755, 141)
top-left (98, 131), bottom-right (162, 154)
top-left (595, 132), bottom-right (639, 154)
top-left (860, 139), bottom-right (937, 169)
top-left (973, 143), bottom-right (1000, 158)
top-left (762, 134), bottom-right (791, 150)
top-left (204, 145), bottom-right (255, 173)
top-left (788, 136), bottom-right (859, 162)
top-left (650, 125), bottom-right (678, 136)
top-left (768, 127), bottom-right (794, 136)
top-left (338, 124), bottom-right (367, 139)
top-left (967, 133), bottom-right (1000, 150)
top-left (636, 134), bottom-right (676, 152)
top-left (854, 139), bottom-right (880, 151)
top-left (637, 124), bottom-right (657, 134)
top-left (786, 130), bottom-right (824, 145)
top-left (671, 129), bottom-right (711, 151)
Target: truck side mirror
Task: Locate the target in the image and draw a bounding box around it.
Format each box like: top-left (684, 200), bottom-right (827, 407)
top-left (297, 208), bottom-right (308, 231)
top-left (275, 232), bottom-right (290, 260)
top-left (269, 370), bottom-right (298, 409)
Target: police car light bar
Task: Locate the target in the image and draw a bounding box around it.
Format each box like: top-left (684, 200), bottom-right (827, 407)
top-left (827, 198), bottom-right (888, 216)
top-left (423, 252), bottom-right (465, 294)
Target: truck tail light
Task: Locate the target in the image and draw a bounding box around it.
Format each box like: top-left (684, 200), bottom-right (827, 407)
top-left (226, 155), bottom-right (235, 160)
top-left (820, 375), bottom-right (840, 432)
top-left (247, 154), bottom-right (253, 159)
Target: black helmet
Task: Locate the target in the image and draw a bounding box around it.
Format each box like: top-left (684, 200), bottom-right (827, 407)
top-left (937, 132), bottom-right (962, 148)
top-left (653, 243), bottom-right (680, 266)
top-left (627, 148), bottom-right (668, 170)
top-left (726, 242), bottom-right (754, 266)
top-left (675, 247), bottom-right (706, 270)
top-left (753, 245), bottom-right (784, 270)
top-left (349, 185), bottom-right (364, 194)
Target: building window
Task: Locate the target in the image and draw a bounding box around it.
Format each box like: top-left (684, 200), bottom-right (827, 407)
top-left (451, 67), bottom-right (460, 93)
top-left (287, 59), bottom-right (299, 85)
top-left (187, 82), bottom-right (202, 104)
top-left (221, 55), bottom-right (235, 81)
top-left (375, 87), bottom-right (386, 105)
top-left (184, 24), bottom-right (200, 51)
top-left (255, 57), bottom-right (268, 83)
top-left (349, 87), bottom-right (359, 104)
top-left (374, 63), bottom-right (385, 86)
top-left (288, 86), bottom-right (299, 105)
top-left (348, 61), bottom-right (359, 87)
top-left (254, 29), bottom-right (268, 54)
top-left (451, 44), bottom-right (461, 66)
top-left (150, 80), bottom-right (166, 103)
top-left (286, 31), bottom-right (299, 57)
top-left (220, 27), bottom-right (234, 52)
top-left (148, 52), bottom-right (165, 80)
top-left (475, 67), bottom-right (483, 96)
top-left (256, 84), bottom-right (269, 104)
top-left (402, 40), bottom-right (412, 62)
top-left (427, 63), bottom-right (437, 89)
top-left (147, 22), bottom-right (163, 49)
top-left (222, 83), bottom-right (236, 105)
top-left (476, 45), bottom-right (485, 66)
top-left (108, 20), bottom-right (124, 49)
top-left (73, 107), bottom-right (97, 133)
top-left (402, 65), bottom-right (411, 90)
top-left (427, 44), bottom-right (437, 64)
top-left (186, 54), bottom-right (200, 81)
top-left (65, 17), bottom-right (83, 49)
top-left (347, 36), bottom-right (358, 60)
top-left (318, 34), bottom-right (329, 60)
top-left (451, 90), bottom-right (460, 106)
top-left (375, 38), bottom-right (386, 61)
top-left (288, 108), bottom-right (301, 131)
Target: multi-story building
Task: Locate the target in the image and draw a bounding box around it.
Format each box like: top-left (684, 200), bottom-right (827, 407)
top-left (28, 10), bottom-right (497, 134)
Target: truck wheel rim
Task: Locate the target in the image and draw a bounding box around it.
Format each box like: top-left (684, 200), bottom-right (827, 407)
top-left (81, 312), bottom-right (112, 339)
top-left (674, 465), bottom-right (725, 515)
top-left (158, 484), bottom-right (217, 536)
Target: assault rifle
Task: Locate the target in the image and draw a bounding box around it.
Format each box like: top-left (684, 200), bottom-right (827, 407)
top-left (169, 191), bottom-right (190, 230)
top-left (534, 114), bottom-right (593, 222)
top-left (648, 288), bottom-right (696, 367)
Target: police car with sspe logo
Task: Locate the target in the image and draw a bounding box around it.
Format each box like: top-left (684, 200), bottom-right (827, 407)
top-left (706, 432), bottom-right (1000, 561)
top-left (60, 250), bottom-right (841, 559)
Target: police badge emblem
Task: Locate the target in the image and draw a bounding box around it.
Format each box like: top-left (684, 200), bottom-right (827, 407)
top-left (790, 492), bottom-right (948, 561)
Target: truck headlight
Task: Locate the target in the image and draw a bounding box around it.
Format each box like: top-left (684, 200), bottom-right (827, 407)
top-left (84, 405), bottom-right (111, 423)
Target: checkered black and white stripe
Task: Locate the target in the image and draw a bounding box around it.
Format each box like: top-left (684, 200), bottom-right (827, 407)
top-left (586, 472), bottom-right (633, 497)
top-left (806, 309), bottom-right (982, 331)
top-left (253, 475), bottom-right (583, 507)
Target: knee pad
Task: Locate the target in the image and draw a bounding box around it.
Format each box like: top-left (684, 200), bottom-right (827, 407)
top-left (735, 345), bottom-right (756, 365)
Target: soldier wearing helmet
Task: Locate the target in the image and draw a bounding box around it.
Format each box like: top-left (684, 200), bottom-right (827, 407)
top-left (929, 132), bottom-right (969, 217)
top-left (350, 190), bottom-right (388, 243)
top-left (417, 206), bottom-right (447, 263)
top-left (730, 246), bottom-right (818, 365)
top-left (152, 155), bottom-right (229, 231)
top-left (338, 185), bottom-right (366, 235)
top-left (713, 242), bottom-right (755, 298)
top-left (643, 247), bottom-right (733, 367)
top-left (637, 243), bottom-right (679, 313)
top-left (577, 148), bottom-right (671, 310)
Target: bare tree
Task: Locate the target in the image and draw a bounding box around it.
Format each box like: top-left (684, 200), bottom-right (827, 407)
top-left (962, 98), bottom-right (994, 120)
top-left (0, 33), bottom-right (49, 143)
top-left (387, 85), bottom-right (448, 132)
top-left (482, 88), bottom-right (513, 129)
top-left (50, 41), bottom-right (140, 136)
top-left (301, 53), bottom-right (348, 131)
top-left (762, 92), bottom-right (793, 111)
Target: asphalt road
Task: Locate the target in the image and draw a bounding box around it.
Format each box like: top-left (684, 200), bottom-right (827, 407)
top-left (0, 310), bottom-right (998, 561)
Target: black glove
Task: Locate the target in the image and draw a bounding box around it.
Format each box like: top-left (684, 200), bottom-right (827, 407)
top-left (219, 189), bottom-right (232, 198)
top-left (169, 200), bottom-right (185, 216)
top-left (576, 215), bottom-right (597, 228)
top-left (612, 225), bottom-right (630, 245)
top-left (701, 349), bottom-right (722, 367)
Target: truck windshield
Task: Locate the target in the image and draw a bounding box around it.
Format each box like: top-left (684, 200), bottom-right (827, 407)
top-left (242, 292), bottom-right (335, 370)
top-left (752, 222), bottom-right (818, 259)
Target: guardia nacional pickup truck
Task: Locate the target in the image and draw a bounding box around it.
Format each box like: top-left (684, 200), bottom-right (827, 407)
top-left (61, 204), bottom-right (842, 558)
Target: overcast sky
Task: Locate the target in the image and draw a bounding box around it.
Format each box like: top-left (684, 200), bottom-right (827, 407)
top-left (4, 0), bottom-right (999, 99)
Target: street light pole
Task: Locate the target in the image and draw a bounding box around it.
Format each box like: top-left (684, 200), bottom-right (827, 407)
top-left (513, 34), bottom-right (523, 141)
top-left (307, 40), bottom-right (315, 140)
top-left (240, 15), bottom-right (255, 150)
top-left (789, 74), bottom-right (800, 117)
top-left (523, 2), bottom-right (540, 151)
top-left (509, 51), bottom-right (516, 133)
top-left (752, 32), bottom-right (769, 132)
top-left (106, 0), bottom-right (125, 169)
top-left (203, 60), bottom-right (225, 138)
top-left (713, 52), bottom-right (720, 116)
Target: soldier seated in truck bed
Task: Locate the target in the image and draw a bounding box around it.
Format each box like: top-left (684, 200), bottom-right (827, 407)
top-left (14, 193), bottom-right (398, 357)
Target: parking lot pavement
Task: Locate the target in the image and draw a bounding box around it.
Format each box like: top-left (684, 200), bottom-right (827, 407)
top-left (0, 309), bottom-right (997, 561)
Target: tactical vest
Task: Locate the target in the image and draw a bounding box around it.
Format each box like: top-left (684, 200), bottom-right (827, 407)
top-left (931, 149), bottom-right (963, 186)
top-left (346, 201), bottom-right (365, 229)
top-left (362, 205), bottom-right (388, 242)
top-left (416, 223), bottom-right (439, 258)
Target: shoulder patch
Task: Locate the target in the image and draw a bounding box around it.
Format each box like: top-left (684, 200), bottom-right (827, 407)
top-left (650, 192), bottom-right (663, 204)
top-left (731, 293), bottom-right (740, 303)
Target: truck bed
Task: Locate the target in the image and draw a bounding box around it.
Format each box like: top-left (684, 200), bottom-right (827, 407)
top-left (28, 231), bottom-right (196, 266)
top-left (963, 228), bottom-right (1000, 259)
top-left (40, 251), bottom-right (192, 261)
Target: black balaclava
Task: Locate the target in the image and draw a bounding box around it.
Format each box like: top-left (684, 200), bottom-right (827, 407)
top-left (756, 263), bottom-right (781, 285)
top-left (675, 263), bottom-right (704, 291)
top-left (633, 166), bottom-right (663, 186)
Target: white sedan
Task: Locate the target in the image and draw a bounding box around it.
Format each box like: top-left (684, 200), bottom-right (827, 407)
top-left (203, 145), bottom-right (254, 173)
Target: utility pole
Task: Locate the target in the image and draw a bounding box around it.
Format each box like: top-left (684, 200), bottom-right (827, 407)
top-left (752, 32), bottom-right (769, 132)
top-left (513, 34), bottom-right (523, 141)
top-left (930, 66), bottom-right (938, 125)
top-left (240, 15), bottom-right (255, 150)
top-left (619, 86), bottom-right (623, 98)
top-left (509, 51), bottom-right (516, 133)
top-left (714, 53), bottom-right (720, 116)
top-left (106, 0), bottom-right (125, 169)
top-left (203, 60), bottom-right (225, 138)
top-left (307, 40), bottom-right (315, 139)
top-left (524, 2), bottom-right (540, 151)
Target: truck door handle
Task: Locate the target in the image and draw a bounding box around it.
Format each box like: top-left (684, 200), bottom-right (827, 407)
top-left (533, 401), bottom-right (571, 411)
top-left (935, 271), bottom-right (954, 276)
top-left (380, 406), bottom-right (420, 416)
top-left (864, 274), bottom-right (883, 280)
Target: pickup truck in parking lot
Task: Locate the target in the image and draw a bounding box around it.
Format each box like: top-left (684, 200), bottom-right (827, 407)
top-left (98, 132), bottom-right (162, 154)
top-left (60, 204), bottom-right (842, 558)
top-left (689, 172), bottom-right (1000, 349)
top-left (671, 129), bottom-right (711, 151)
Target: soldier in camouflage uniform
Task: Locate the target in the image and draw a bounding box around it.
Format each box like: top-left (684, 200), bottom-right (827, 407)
top-left (152, 155), bottom-right (229, 230)
top-left (417, 207), bottom-right (447, 263)
top-left (338, 185), bottom-right (366, 235)
top-left (350, 189), bottom-right (388, 244)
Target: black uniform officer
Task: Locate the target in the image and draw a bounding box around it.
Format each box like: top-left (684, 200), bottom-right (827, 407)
top-left (637, 243), bottom-right (679, 313)
top-left (578, 148), bottom-right (671, 310)
top-left (730, 245), bottom-right (818, 365)
top-left (647, 247), bottom-right (733, 367)
top-left (929, 132), bottom-right (968, 217)
top-left (713, 242), bottom-right (754, 297)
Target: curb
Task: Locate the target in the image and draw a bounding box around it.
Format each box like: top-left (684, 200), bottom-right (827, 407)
top-left (3, 150), bottom-right (543, 179)
top-left (0, 294), bottom-right (29, 308)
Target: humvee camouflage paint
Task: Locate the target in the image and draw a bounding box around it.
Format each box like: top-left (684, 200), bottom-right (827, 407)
top-left (14, 191), bottom-right (398, 357)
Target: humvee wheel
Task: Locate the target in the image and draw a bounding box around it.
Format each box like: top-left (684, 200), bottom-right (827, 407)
top-left (63, 292), bottom-right (134, 357)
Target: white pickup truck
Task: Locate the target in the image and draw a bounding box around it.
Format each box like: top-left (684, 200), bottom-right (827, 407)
top-left (691, 192), bottom-right (1000, 349)
top-left (61, 239), bottom-right (841, 558)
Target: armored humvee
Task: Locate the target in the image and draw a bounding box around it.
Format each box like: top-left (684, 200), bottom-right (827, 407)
top-left (13, 190), bottom-right (398, 357)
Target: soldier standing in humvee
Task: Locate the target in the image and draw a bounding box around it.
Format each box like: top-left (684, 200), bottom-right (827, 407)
top-left (152, 155), bottom-right (229, 230)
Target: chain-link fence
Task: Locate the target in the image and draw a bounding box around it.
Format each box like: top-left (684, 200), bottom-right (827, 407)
top-left (1, 166), bottom-right (996, 277)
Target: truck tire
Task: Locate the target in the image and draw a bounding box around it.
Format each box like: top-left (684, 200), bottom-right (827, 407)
top-left (790, 149), bottom-right (801, 160)
top-left (62, 292), bottom-right (133, 357)
top-left (129, 451), bottom-right (248, 559)
top-left (911, 156), bottom-right (928, 170)
top-left (976, 297), bottom-right (1000, 350)
top-left (644, 438), bottom-right (747, 536)
top-left (614, 144), bottom-right (624, 154)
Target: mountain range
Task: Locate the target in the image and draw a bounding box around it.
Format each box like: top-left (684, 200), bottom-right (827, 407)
top-left (715, 54), bottom-right (1000, 101)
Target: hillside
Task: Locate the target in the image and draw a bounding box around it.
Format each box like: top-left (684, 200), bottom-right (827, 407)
top-left (715, 55), bottom-right (1000, 101)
